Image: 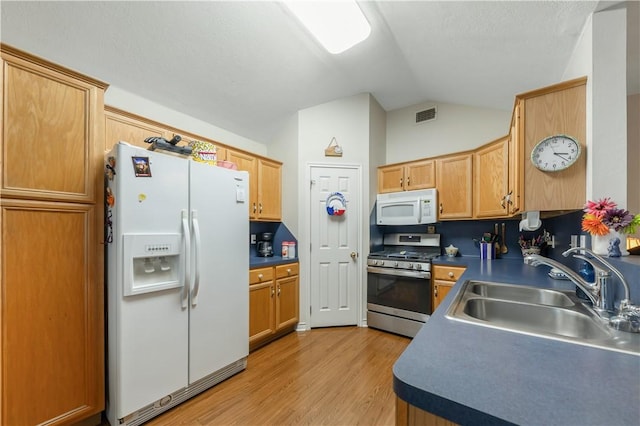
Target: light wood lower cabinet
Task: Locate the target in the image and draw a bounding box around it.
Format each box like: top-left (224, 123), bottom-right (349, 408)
top-left (249, 263), bottom-right (299, 351)
top-left (396, 397), bottom-right (458, 426)
top-left (432, 265), bottom-right (466, 311)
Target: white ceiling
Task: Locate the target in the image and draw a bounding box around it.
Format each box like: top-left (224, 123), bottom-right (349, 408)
top-left (1, 1), bottom-right (635, 145)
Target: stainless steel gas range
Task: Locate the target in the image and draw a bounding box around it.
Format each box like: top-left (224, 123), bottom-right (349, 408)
top-left (367, 233), bottom-right (440, 338)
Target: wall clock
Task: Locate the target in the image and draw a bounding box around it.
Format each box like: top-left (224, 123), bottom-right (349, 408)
top-left (530, 134), bottom-right (581, 172)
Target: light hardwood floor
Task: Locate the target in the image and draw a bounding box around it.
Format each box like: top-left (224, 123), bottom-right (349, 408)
top-left (141, 327), bottom-right (410, 426)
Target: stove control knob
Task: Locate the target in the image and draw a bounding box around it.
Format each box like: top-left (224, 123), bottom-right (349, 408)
top-left (371, 260), bottom-right (378, 266)
top-left (416, 264), bottom-right (422, 270)
top-left (394, 261), bottom-right (399, 267)
top-left (407, 263), bottom-right (413, 269)
top-left (379, 261), bottom-right (384, 266)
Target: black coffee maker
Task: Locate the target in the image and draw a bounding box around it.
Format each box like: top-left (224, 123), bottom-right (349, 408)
top-left (257, 232), bottom-right (274, 257)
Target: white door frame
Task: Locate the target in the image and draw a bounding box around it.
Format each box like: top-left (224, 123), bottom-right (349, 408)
top-left (297, 162), bottom-right (364, 331)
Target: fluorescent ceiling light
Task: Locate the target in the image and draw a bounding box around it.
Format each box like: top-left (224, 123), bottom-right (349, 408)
top-left (284, 1), bottom-right (371, 54)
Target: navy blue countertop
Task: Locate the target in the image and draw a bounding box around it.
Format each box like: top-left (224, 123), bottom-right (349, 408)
top-left (250, 255), bottom-right (298, 268)
top-left (393, 256), bottom-right (640, 426)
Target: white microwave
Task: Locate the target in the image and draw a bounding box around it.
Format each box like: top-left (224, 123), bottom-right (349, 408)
top-left (376, 189), bottom-right (438, 225)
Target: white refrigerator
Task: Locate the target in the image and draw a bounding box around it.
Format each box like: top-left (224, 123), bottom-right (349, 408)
top-left (105, 142), bottom-right (249, 426)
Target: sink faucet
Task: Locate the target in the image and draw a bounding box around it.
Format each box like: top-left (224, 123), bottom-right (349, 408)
top-left (525, 248), bottom-right (639, 333)
top-left (523, 254), bottom-right (601, 307)
top-left (562, 247), bottom-right (631, 309)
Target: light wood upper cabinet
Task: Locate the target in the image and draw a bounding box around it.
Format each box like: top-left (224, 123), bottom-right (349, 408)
top-left (377, 77), bottom-right (586, 220)
top-left (507, 100), bottom-right (523, 216)
top-left (105, 107), bottom-right (168, 151)
top-left (378, 164), bottom-right (405, 193)
top-left (1, 44), bottom-right (105, 426)
top-left (474, 136), bottom-right (509, 218)
top-left (2, 47), bottom-right (105, 203)
top-left (378, 160), bottom-right (435, 193)
top-left (226, 148), bottom-right (282, 221)
top-left (258, 158), bottom-right (282, 221)
top-left (436, 153), bottom-right (473, 219)
top-left (519, 78), bottom-right (586, 211)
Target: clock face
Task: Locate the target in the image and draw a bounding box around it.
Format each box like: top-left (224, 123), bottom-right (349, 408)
top-left (530, 135), bottom-right (581, 172)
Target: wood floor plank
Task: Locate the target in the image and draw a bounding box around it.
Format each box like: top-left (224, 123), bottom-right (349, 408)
top-left (143, 327), bottom-right (410, 426)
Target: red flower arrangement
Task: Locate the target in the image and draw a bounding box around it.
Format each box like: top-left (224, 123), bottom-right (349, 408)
top-left (581, 198), bottom-right (640, 236)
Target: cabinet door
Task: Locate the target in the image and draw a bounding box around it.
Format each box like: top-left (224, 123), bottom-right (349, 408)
top-left (1, 200), bottom-right (103, 425)
top-left (105, 109), bottom-right (168, 151)
top-left (249, 281), bottom-right (276, 345)
top-left (378, 165), bottom-right (405, 193)
top-left (1, 52), bottom-right (104, 203)
top-left (508, 101), bottom-right (523, 215)
top-left (226, 149), bottom-right (258, 218)
top-left (257, 159), bottom-right (282, 221)
top-left (276, 275), bottom-right (299, 331)
top-left (405, 160), bottom-right (436, 190)
top-left (436, 153), bottom-right (473, 219)
top-left (522, 81), bottom-right (586, 211)
top-left (433, 280), bottom-right (454, 312)
top-left (474, 137), bottom-right (509, 218)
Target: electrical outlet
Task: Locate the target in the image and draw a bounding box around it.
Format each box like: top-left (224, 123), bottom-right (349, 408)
top-left (250, 234), bottom-right (256, 244)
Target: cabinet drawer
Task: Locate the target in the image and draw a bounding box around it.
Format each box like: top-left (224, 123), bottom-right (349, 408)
top-left (250, 267), bottom-right (274, 284)
top-left (432, 265), bottom-right (466, 281)
top-left (276, 263), bottom-right (299, 279)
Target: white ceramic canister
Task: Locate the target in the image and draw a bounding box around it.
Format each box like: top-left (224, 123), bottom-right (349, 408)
top-left (288, 241), bottom-right (296, 259)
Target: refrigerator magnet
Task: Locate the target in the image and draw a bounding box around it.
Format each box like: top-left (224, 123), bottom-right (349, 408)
top-left (132, 156), bottom-right (152, 177)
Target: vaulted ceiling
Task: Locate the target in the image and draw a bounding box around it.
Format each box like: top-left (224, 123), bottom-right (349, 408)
top-left (2, 1), bottom-right (635, 144)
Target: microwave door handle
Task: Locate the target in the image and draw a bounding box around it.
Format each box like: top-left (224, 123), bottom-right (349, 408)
top-left (416, 198), bottom-right (422, 223)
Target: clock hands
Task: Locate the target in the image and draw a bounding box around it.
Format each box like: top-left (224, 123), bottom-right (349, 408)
top-left (553, 152), bottom-right (570, 162)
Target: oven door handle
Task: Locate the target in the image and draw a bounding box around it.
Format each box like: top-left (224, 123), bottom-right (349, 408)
top-left (367, 266), bottom-right (430, 279)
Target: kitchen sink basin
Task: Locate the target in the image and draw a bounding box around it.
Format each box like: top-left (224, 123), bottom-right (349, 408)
top-left (462, 299), bottom-right (609, 340)
top-left (446, 280), bottom-right (640, 355)
top-left (469, 281), bottom-right (574, 307)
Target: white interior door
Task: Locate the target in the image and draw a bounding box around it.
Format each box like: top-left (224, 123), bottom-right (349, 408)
top-left (310, 165), bottom-right (360, 328)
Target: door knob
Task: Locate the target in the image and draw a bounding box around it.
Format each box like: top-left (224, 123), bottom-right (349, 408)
top-left (350, 251), bottom-right (358, 260)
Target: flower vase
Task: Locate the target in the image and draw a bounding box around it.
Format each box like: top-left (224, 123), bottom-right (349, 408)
top-left (591, 229), bottom-right (629, 257)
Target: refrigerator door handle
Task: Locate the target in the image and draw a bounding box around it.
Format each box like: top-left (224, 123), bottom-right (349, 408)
top-left (191, 210), bottom-right (202, 306)
top-left (181, 209), bottom-right (191, 309)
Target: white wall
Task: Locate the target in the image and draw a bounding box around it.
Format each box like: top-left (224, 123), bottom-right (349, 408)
top-left (369, 97), bottom-right (387, 210)
top-left (591, 7), bottom-right (628, 206)
top-left (385, 101), bottom-right (512, 163)
top-left (105, 86), bottom-right (267, 156)
top-left (295, 93), bottom-right (374, 330)
top-left (269, 113), bottom-right (300, 236)
top-left (628, 94), bottom-right (640, 237)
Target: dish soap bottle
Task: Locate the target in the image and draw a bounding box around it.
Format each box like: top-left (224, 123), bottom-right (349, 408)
top-left (577, 261), bottom-right (595, 301)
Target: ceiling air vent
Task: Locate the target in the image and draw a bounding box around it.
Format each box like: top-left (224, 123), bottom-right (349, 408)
top-left (415, 106), bottom-right (437, 124)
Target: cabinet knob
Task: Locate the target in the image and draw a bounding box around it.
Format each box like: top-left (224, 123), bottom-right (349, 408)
top-left (271, 286), bottom-right (275, 297)
top-left (439, 203), bottom-right (443, 214)
top-left (448, 272), bottom-right (454, 278)
top-left (287, 268), bottom-right (291, 275)
top-left (277, 285), bottom-right (281, 296)
top-left (253, 203), bottom-right (257, 213)
top-left (258, 273), bottom-right (263, 280)
top-left (259, 203), bottom-right (263, 213)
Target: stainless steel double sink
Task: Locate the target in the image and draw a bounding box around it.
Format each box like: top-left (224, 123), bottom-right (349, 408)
top-left (445, 280), bottom-right (640, 355)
